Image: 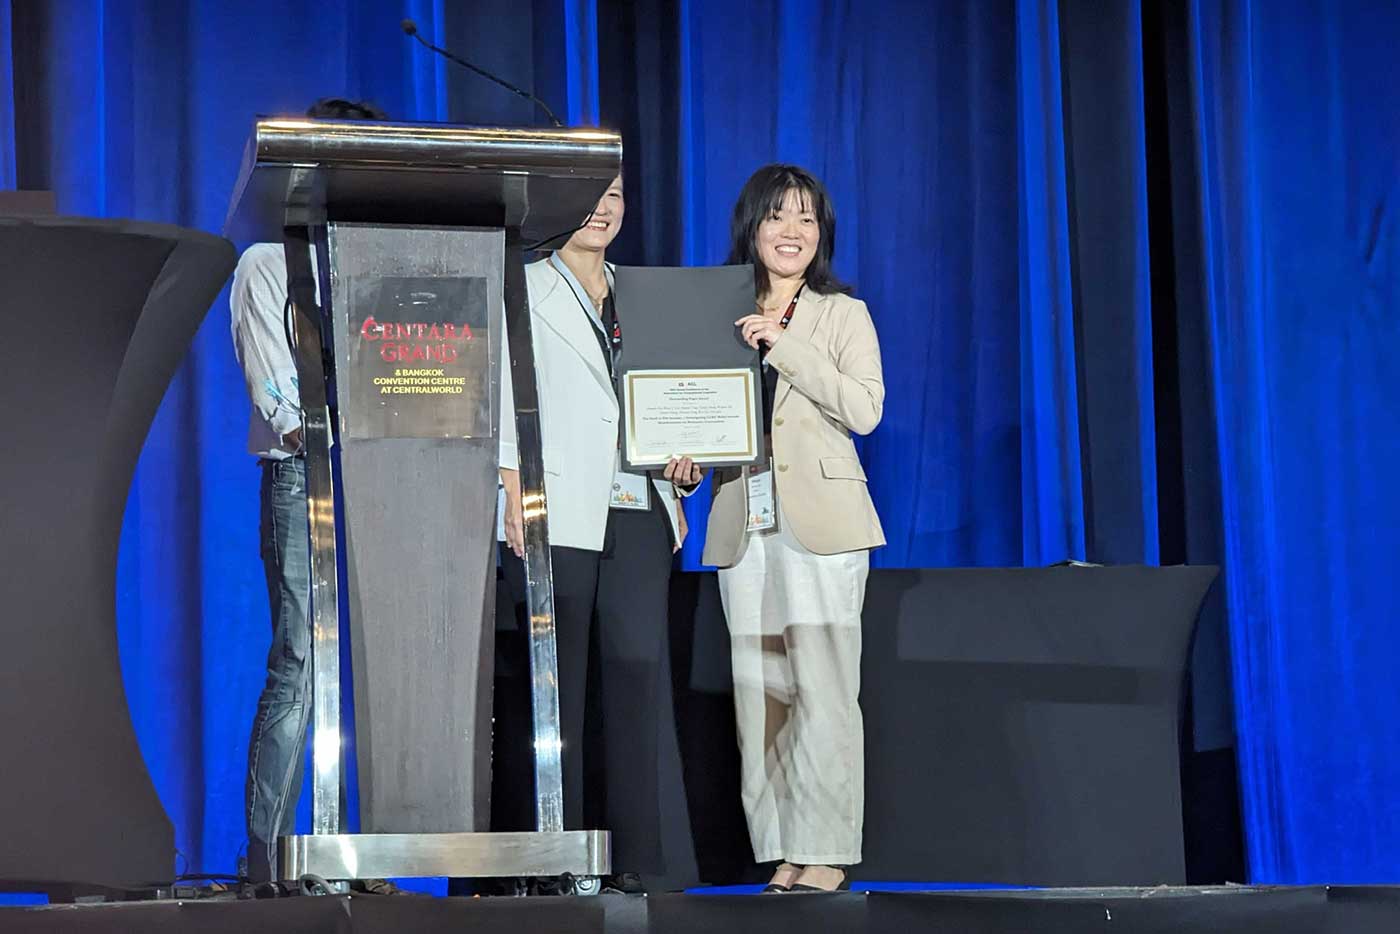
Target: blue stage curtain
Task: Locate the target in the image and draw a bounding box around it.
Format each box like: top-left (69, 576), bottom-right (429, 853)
top-left (0, 2), bottom-right (13, 188)
top-left (1184, 0), bottom-right (1400, 883)
top-left (650, 0), bottom-right (1152, 570)
top-left (1014, 0), bottom-right (1087, 566)
top-left (5, 0), bottom-right (1400, 885)
top-left (663, 0), bottom-right (1063, 569)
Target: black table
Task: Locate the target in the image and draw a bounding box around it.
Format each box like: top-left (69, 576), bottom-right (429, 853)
top-left (663, 565), bottom-right (1217, 886)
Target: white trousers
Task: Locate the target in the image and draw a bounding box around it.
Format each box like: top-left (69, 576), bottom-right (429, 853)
top-left (717, 509), bottom-right (868, 866)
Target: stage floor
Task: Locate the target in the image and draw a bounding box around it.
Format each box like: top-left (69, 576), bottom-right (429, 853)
top-left (0, 885), bottom-right (1395, 933)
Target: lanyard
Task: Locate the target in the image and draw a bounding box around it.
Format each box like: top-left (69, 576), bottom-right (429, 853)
top-left (778, 291), bottom-right (799, 328)
top-left (602, 293), bottom-right (622, 375)
top-left (761, 288), bottom-right (801, 364)
top-left (550, 256), bottom-right (620, 375)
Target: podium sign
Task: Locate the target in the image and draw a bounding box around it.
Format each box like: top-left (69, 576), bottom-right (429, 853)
top-left (343, 269), bottom-right (491, 440)
top-left (226, 119), bottom-right (619, 882)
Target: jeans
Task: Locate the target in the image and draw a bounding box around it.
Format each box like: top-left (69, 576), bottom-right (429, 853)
top-left (245, 458), bottom-right (311, 882)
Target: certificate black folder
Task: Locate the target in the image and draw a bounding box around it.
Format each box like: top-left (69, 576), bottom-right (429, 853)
top-left (612, 264), bottom-right (766, 470)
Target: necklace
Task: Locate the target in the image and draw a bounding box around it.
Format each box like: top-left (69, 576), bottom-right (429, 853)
top-left (758, 284), bottom-right (803, 316)
top-left (549, 255), bottom-right (608, 309)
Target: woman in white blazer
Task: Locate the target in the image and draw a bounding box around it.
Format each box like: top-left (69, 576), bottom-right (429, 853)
top-left (498, 176), bottom-right (694, 892)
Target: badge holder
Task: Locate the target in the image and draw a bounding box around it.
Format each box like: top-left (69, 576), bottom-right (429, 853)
top-left (611, 468), bottom-right (652, 511)
top-left (746, 459), bottom-right (779, 532)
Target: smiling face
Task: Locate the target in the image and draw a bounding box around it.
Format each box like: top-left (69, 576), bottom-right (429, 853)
top-left (755, 187), bottom-right (820, 284)
top-left (566, 175), bottom-right (624, 253)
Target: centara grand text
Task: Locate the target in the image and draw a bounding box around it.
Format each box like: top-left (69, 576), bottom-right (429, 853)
top-left (360, 316), bottom-right (475, 362)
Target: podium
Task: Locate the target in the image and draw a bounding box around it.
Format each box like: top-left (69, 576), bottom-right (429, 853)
top-left (225, 118), bottom-right (620, 882)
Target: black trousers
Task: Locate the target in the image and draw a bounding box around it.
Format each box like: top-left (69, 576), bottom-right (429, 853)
top-left (496, 497), bottom-right (697, 888)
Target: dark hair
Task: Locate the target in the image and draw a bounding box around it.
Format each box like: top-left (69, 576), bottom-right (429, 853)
top-left (305, 97), bottom-right (388, 121)
top-left (726, 163), bottom-right (850, 296)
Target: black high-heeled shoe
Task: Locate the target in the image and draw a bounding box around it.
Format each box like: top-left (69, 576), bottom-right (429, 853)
top-left (788, 868), bottom-right (849, 893)
top-left (762, 863), bottom-right (805, 893)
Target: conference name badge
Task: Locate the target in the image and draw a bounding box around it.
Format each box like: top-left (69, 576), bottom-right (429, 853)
top-left (745, 460), bottom-right (778, 532)
top-left (610, 469), bottom-right (652, 511)
top-left (495, 484), bottom-right (507, 541)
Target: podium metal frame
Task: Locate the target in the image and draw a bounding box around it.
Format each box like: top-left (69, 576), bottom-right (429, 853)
top-left (226, 119), bottom-right (620, 881)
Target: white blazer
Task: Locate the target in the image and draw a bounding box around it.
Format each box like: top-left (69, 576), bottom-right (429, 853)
top-left (499, 257), bottom-right (681, 551)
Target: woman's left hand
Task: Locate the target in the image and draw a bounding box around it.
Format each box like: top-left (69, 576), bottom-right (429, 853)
top-left (665, 456), bottom-right (703, 489)
top-left (735, 314), bottom-right (785, 350)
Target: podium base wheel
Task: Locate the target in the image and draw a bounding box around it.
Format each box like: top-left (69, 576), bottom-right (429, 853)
top-left (565, 874), bottom-right (601, 896)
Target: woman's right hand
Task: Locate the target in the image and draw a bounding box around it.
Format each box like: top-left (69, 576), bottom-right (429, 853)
top-left (500, 468), bottom-right (525, 558)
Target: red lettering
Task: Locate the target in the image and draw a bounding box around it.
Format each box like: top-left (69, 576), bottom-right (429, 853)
top-left (366, 317), bottom-right (474, 359)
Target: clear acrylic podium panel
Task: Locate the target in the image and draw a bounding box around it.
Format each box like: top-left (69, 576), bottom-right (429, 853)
top-left (277, 222), bottom-right (608, 881)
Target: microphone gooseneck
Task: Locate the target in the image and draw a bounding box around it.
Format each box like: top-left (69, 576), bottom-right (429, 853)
top-left (400, 19), bottom-right (564, 127)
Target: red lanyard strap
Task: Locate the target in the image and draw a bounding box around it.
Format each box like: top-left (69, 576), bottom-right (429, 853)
top-left (762, 289), bottom-right (801, 363)
top-left (779, 291), bottom-right (799, 329)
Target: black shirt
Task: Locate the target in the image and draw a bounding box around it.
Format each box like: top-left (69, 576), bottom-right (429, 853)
top-left (762, 361), bottom-right (780, 436)
top-left (760, 288), bottom-right (801, 436)
top-left (592, 293), bottom-right (617, 378)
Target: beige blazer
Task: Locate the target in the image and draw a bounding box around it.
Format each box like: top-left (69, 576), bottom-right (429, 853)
top-left (702, 289), bottom-right (886, 566)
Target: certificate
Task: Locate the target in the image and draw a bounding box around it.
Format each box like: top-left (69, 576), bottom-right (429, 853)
top-left (621, 368), bottom-right (762, 468)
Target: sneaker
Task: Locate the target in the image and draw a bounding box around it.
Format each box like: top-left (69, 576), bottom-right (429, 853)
top-left (602, 873), bottom-right (646, 895)
top-left (349, 878), bottom-right (415, 896)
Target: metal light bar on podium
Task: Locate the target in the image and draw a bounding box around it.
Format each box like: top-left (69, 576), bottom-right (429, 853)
top-left (225, 117), bottom-right (620, 885)
top-left (225, 118), bottom-right (622, 241)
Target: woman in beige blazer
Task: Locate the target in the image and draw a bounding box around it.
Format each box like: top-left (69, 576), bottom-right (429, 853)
top-left (671, 164), bottom-right (884, 893)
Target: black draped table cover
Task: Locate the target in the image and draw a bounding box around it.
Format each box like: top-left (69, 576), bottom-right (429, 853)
top-left (0, 215), bottom-right (235, 888)
top-left (651, 565), bottom-right (1218, 886)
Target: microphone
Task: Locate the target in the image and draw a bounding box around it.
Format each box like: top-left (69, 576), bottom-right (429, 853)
top-left (401, 19), bottom-right (564, 127)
